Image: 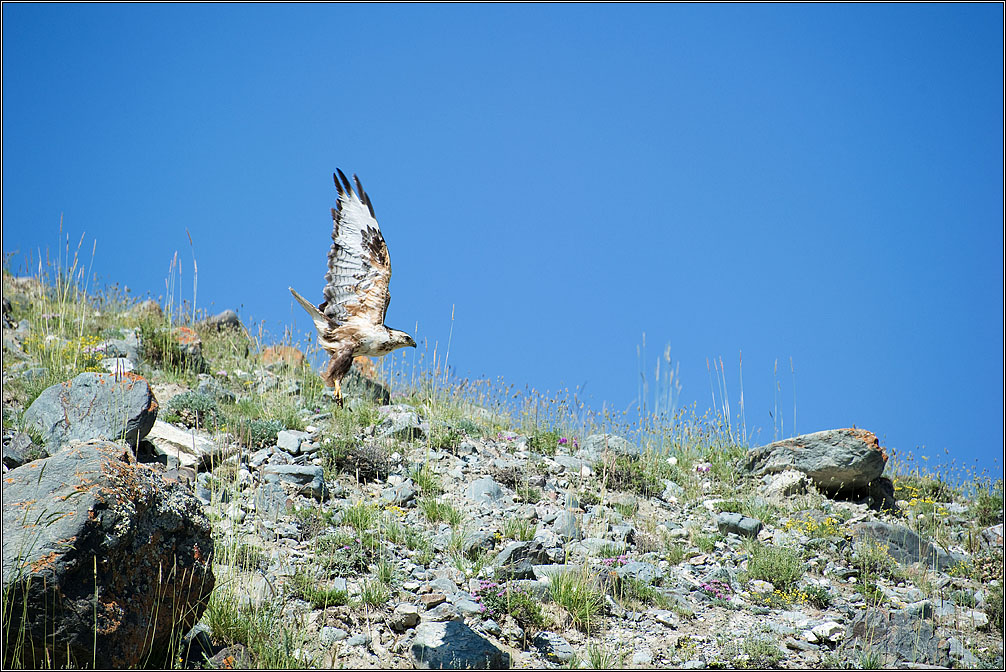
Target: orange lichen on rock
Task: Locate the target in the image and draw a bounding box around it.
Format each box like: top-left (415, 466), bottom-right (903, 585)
top-left (261, 345), bottom-right (306, 368)
top-left (845, 428), bottom-right (887, 463)
top-left (353, 355), bottom-right (378, 379)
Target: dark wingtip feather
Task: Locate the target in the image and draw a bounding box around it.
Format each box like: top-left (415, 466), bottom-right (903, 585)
top-left (336, 168), bottom-right (354, 196)
top-left (333, 172), bottom-right (344, 196)
top-left (354, 175), bottom-right (376, 218)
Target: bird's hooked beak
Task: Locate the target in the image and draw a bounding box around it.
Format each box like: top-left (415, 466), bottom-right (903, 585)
top-left (407, 335), bottom-right (417, 348)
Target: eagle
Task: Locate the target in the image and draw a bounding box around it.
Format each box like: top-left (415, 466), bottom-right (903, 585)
top-left (289, 170), bottom-right (416, 406)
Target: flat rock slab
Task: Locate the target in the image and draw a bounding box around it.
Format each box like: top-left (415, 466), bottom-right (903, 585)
top-left (411, 620), bottom-right (510, 669)
top-left (2, 440), bottom-right (214, 669)
top-left (144, 419), bottom-right (220, 469)
top-left (24, 372), bottom-right (158, 449)
top-left (852, 521), bottom-right (966, 573)
top-left (745, 428), bottom-right (887, 492)
top-left (262, 464), bottom-right (327, 500)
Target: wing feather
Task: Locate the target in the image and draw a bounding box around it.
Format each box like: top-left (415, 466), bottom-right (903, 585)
top-left (321, 171), bottom-right (392, 327)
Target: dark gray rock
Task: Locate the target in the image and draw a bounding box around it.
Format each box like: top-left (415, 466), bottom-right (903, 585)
top-left (262, 464), bottom-right (326, 500)
top-left (494, 540), bottom-right (550, 580)
top-left (533, 631), bottom-right (575, 663)
top-left (201, 309), bottom-right (242, 331)
top-left (852, 521), bottom-right (966, 573)
top-left (103, 329), bottom-right (141, 362)
top-left (616, 561), bottom-right (664, 585)
top-left (462, 530), bottom-right (496, 557)
top-left (382, 481), bottom-right (418, 507)
top-left (552, 510), bottom-right (581, 541)
top-left (577, 433), bottom-right (638, 461)
top-left (377, 405), bottom-right (425, 440)
top-left (2, 440), bottom-right (214, 669)
top-left (467, 476), bottom-right (506, 503)
top-left (254, 481), bottom-right (292, 521)
top-left (24, 372), bottom-right (158, 449)
top-left (343, 366), bottom-right (391, 405)
top-left (843, 608), bottom-right (949, 667)
top-left (411, 620), bottom-right (511, 669)
top-left (716, 511), bottom-right (763, 538)
top-left (2, 432), bottom-right (47, 469)
top-left (745, 428), bottom-right (887, 493)
top-left (276, 429), bottom-right (309, 454)
top-left (389, 603), bottom-right (421, 631)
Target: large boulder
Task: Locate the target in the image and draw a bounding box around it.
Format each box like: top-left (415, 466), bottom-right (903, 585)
top-left (576, 433), bottom-right (638, 461)
top-left (745, 428), bottom-right (887, 493)
top-left (2, 440), bottom-right (214, 668)
top-left (23, 372), bottom-right (158, 450)
top-left (852, 521), bottom-right (966, 573)
top-left (410, 620), bottom-right (511, 669)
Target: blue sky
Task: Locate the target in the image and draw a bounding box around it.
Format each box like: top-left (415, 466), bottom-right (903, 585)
top-left (3, 4), bottom-right (1003, 481)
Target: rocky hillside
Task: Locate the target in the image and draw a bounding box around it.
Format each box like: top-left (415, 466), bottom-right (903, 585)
top-left (2, 271), bottom-right (1003, 669)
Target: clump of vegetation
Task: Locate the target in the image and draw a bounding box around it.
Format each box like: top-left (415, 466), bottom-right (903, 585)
top-left (474, 580), bottom-right (546, 637)
top-left (971, 479), bottom-right (1004, 528)
top-left (598, 454), bottom-right (667, 498)
top-left (527, 428), bottom-right (560, 456)
top-left (744, 542), bottom-right (804, 590)
top-left (342, 501), bottom-right (378, 532)
top-left (501, 517), bottom-right (536, 542)
top-left (287, 570), bottom-right (349, 609)
top-left (419, 498), bottom-right (463, 527)
top-left (165, 390), bottom-right (220, 428)
top-left (231, 417), bottom-right (284, 448)
top-left (323, 438), bottom-right (392, 481)
top-left (550, 568), bottom-right (604, 632)
top-left (409, 463), bottom-right (443, 496)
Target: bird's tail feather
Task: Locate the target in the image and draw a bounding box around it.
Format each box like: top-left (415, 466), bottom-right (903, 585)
top-left (289, 287), bottom-right (329, 334)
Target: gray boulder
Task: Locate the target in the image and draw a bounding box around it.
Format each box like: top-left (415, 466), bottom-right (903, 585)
top-left (745, 428), bottom-right (887, 493)
top-left (411, 620), bottom-right (511, 669)
top-left (262, 464), bottom-right (327, 500)
top-left (343, 366), bottom-right (391, 405)
top-left (467, 476), bottom-right (506, 503)
top-left (377, 405), bottom-right (426, 440)
top-left (577, 433), bottom-right (638, 461)
top-left (716, 511), bottom-right (763, 538)
top-left (494, 540), bottom-right (550, 580)
top-left (843, 608), bottom-right (948, 667)
top-left (852, 521), bottom-right (966, 573)
top-left (533, 631), bottom-right (575, 663)
top-left (24, 372), bottom-right (158, 449)
top-left (201, 309), bottom-right (242, 331)
top-left (2, 440), bottom-right (214, 669)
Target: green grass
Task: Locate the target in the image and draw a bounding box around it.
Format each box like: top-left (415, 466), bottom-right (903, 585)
top-left (287, 570), bottom-right (349, 609)
top-left (550, 568), bottom-right (604, 632)
top-left (419, 498), bottom-right (463, 527)
top-left (409, 463), bottom-right (443, 496)
top-left (502, 517), bottom-right (537, 541)
top-left (743, 541), bottom-right (804, 590)
top-left (359, 580), bottom-right (391, 608)
top-left (342, 501), bottom-right (378, 533)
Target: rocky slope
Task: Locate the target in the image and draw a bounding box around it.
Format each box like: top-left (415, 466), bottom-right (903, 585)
top-left (2, 273), bottom-right (1003, 669)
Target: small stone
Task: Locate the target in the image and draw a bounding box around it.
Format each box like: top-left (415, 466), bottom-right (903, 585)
top-left (466, 477), bottom-right (506, 503)
top-left (422, 603), bottom-right (462, 622)
top-left (533, 631), bottom-right (575, 663)
top-left (652, 609), bottom-right (678, 627)
top-left (346, 633), bottom-right (371, 647)
top-left (810, 621), bottom-right (844, 644)
top-left (276, 429), bottom-right (308, 454)
top-left (631, 647), bottom-right (653, 665)
top-left (320, 627), bottom-right (348, 645)
top-left (420, 593), bottom-right (447, 609)
top-left (388, 603), bottom-right (420, 631)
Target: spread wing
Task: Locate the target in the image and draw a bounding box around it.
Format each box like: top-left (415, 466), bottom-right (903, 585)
top-left (320, 169), bottom-right (392, 327)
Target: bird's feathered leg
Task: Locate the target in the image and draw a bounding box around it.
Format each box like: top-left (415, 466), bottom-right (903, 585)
top-left (323, 345), bottom-right (355, 409)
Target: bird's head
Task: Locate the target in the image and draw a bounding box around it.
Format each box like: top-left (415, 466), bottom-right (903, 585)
top-left (389, 329), bottom-right (417, 350)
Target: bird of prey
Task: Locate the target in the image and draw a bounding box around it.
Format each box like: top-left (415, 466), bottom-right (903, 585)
top-left (290, 170), bottom-right (416, 406)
